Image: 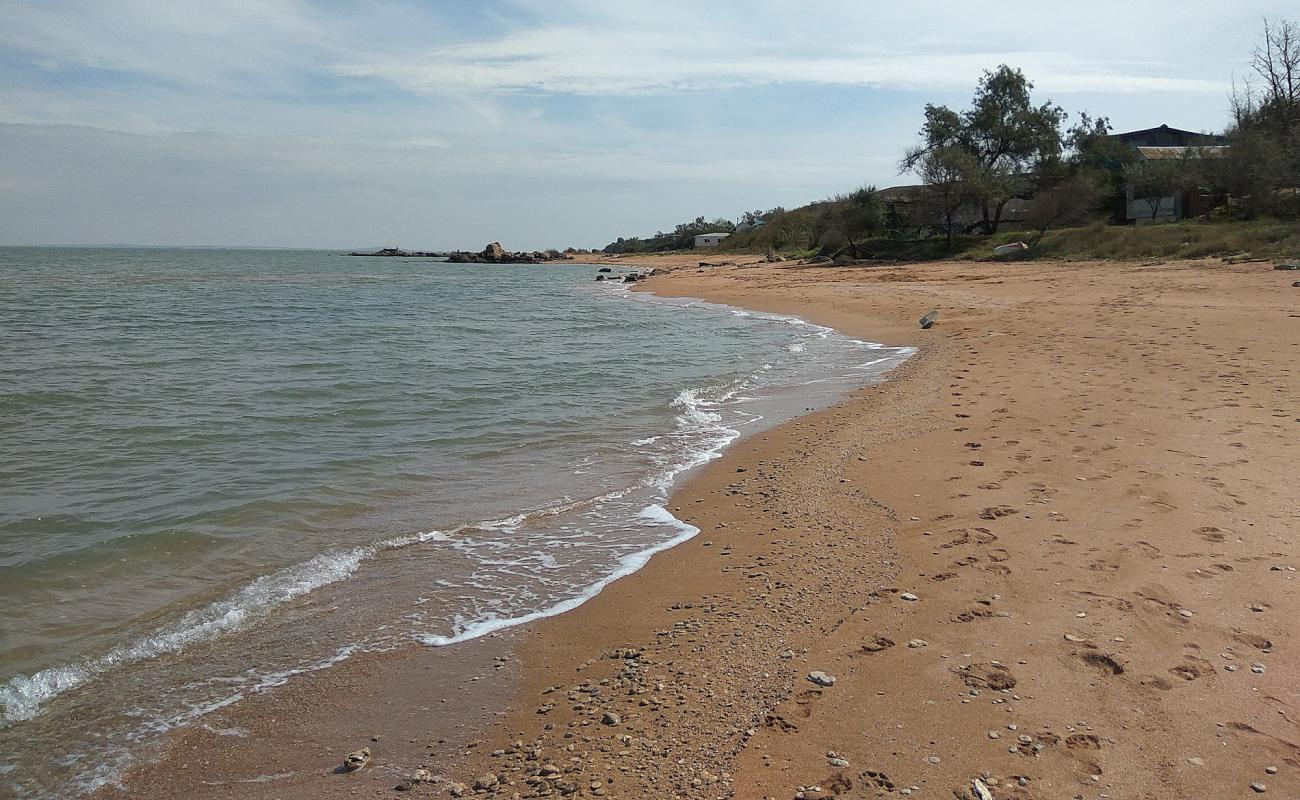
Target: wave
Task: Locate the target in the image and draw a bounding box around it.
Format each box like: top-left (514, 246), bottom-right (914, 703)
top-left (420, 505), bottom-right (698, 646)
top-left (1, 533), bottom-right (442, 725)
top-left (1, 281), bottom-right (912, 800)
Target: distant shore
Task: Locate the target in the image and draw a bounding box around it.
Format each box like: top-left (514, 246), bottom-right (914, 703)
top-left (112, 253), bottom-right (1299, 799)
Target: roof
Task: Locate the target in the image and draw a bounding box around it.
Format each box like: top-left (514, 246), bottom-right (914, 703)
top-left (1136, 145), bottom-right (1229, 160)
top-left (1112, 124), bottom-right (1227, 146)
top-left (876, 184), bottom-right (928, 202)
top-left (696, 232), bottom-right (730, 237)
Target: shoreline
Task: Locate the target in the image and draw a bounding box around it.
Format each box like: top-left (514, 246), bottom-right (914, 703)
top-left (94, 264), bottom-right (915, 800)
top-left (109, 253), bottom-right (1298, 799)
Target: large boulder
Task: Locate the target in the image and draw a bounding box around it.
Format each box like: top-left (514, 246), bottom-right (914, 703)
top-left (482, 242), bottom-right (505, 262)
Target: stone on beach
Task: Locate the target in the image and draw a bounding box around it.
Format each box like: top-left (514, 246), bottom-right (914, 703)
top-left (341, 746), bottom-right (370, 772)
top-left (807, 671), bottom-right (836, 687)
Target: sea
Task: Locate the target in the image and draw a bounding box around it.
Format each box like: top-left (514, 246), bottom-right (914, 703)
top-left (0, 247), bottom-right (912, 798)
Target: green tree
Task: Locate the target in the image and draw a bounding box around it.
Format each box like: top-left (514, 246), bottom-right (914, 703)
top-left (1026, 175), bottom-right (1098, 246)
top-left (826, 187), bottom-right (885, 257)
top-left (916, 146), bottom-right (981, 251)
top-left (1123, 158), bottom-right (1189, 223)
top-left (1225, 17), bottom-right (1300, 218)
top-left (901, 66), bottom-right (1066, 234)
top-left (1063, 113), bottom-right (1134, 221)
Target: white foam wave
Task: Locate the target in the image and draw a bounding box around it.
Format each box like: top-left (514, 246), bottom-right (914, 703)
top-left (0, 531), bottom-right (450, 726)
top-left (420, 505), bottom-right (698, 647)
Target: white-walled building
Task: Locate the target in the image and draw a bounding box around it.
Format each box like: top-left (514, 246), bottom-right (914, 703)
top-left (694, 232), bottom-right (730, 248)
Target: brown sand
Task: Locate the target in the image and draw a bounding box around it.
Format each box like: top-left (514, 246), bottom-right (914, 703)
top-left (113, 254), bottom-right (1299, 799)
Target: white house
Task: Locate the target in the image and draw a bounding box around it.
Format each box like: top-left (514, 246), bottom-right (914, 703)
top-left (694, 232), bottom-right (730, 248)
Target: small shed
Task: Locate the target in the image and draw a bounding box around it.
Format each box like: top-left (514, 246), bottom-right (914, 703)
top-left (1125, 145), bottom-right (1229, 224)
top-left (694, 233), bottom-right (730, 248)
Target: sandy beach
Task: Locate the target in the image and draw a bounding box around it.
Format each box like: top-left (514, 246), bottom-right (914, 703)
top-left (111, 253), bottom-right (1298, 799)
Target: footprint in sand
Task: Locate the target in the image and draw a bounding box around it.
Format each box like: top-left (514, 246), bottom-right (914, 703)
top-left (1232, 632), bottom-right (1273, 651)
top-left (857, 636), bottom-right (895, 654)
top-left (956, 662), bottom-right (1018, 690)
top-left (978, 505), bottom-right (1018, 520)
top-left (1078, 651), bottom-right (1125, 675)
top-left (1197, 526), bottom-right (1229, 543)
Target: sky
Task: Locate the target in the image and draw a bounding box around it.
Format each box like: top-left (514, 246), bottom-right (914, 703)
top-left (0, 1), bottom-right (1291, 249)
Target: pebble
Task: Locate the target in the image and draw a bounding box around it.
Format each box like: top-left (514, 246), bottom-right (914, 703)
top-left (907, 639), bottom-right (928, 648)
top-left (1251, 663), bottom-right (1266, 674)
top-left (601, 711), bottom-right (621, 725)
top-left (341, 747), bottom-right (370, 772)
top-left (1178, 609), bottom-right (1194, 618)
top-left (927, 756), bottom-right (940, 764)
top-left (1251, 782), bottom-right (1267, 793)
top-left (1266, 766), bottom-right (1278, 774)
top-left (900, 592), bottom-right (919, 602)
top-left (1188, 757), bottom-right (1204, 766)
top-left (808, 671), bottom-right (837, 687)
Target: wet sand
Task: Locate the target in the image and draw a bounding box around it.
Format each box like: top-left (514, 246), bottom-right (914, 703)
top-left (114, 254), bottom-right (1299, 799)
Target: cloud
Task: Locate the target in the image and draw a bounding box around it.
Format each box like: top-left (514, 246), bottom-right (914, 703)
top-left (339, 26), bottom-right (1228, 97)
top-left (0, 0), bottom-right (1272, 248)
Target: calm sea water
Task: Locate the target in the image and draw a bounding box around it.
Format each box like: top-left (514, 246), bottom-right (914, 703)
top-left (0, 247), bottom-right (911, 797)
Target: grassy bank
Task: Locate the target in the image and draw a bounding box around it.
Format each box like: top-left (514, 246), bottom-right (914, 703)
top-left (982, 220), bottom-right (1300, 262)
top-left (722, 219), bottom-right (1300, 263)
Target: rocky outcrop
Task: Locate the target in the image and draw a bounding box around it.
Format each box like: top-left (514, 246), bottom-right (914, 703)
top-left (347, 247), bottom-right (448, 258)
top-left (447, 243), bottom-right (575, 264)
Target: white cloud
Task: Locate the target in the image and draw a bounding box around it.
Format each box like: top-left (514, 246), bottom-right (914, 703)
top-left (0, 0), bottom-right (1278, 247)
top-left (340, 27), bottom-right (1228, 97)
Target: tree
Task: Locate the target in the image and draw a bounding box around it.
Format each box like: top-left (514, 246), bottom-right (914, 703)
top-left (916, 146), bottom-right (980, 251)
top-left (826, 187), bottom-right (885, 257)
top-left (1251, 17), bottom-right (1300, 140)
top-left (1123, 158), bottom-right (1188, 223)
top-left (1027, 175), bottom-right (1097, 246)
top-left (1061, 113), bottom-right (1134, 222)
top-left (901, 66), bottom-right (1066, 234)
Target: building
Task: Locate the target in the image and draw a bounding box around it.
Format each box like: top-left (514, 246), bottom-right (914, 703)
top-left (693, 233), bottom-right (730, 248)
top-left (1111, 124), bottom-right (1227, 149)
top-left (1109, 124), bottom-right (1230, 223)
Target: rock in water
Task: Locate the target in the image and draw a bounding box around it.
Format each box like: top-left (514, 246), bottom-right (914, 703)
top-left (341, 746), bottom-right (370, 771)
top-left (919, 310), bottom-right (939, 330)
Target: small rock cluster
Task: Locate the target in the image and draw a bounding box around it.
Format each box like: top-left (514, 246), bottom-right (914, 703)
top-left (447, 243), bottom-right (575, 264)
